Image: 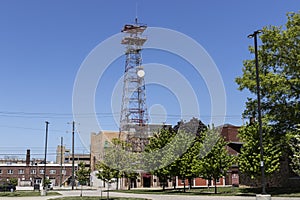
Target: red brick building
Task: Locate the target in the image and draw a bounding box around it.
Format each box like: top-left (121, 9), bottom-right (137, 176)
top-left (220, 124), bottom-right (241, 187)
top-left (0, 150), bottom-right (76, 187)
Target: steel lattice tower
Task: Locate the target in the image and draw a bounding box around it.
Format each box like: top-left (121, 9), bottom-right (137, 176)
top-left (119, 18), bottom-right (149, 152)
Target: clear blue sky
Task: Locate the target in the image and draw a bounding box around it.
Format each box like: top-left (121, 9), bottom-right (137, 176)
top-left (0, 0), bottom-right (298, 161)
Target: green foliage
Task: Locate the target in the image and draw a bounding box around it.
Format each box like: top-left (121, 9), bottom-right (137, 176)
top-left (143, 127), bottom-right (176, 190)
top-left (76, 162), bottom-right (91, 185)
top-left (8, 178), bottom-right (18, 187)
top-left (238, 122), bottom-right (282, 179)
top-left (144, 119), bottom-right (234, 193)
top-left (144, 118), bottom-right (207, 191)
top-left (192, 127), bottom-right (234, 194)
top-left (43, 177), bottom-right (51, 187)
top-left (235, 11), bottom-right (300, 180)
top-left (96, 162), bottom-right (119, 183)
top-left (287, 131), bottom-right (300, 176)
top-left (235, 11), bottom-right (300, 133)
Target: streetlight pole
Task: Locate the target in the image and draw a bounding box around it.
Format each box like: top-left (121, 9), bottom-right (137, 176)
top-left (248, 30), bottom-right (266, 194)
top-left (43, 121), bottom-right (49, 191)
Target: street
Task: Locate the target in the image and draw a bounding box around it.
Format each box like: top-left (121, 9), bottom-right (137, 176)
top-left (1, 190), bottom-right (300, 200)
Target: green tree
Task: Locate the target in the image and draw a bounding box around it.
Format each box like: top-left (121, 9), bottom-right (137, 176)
top-left (144, 127), bottom-right (176, 190)
top-left (192, 127), bottom-right (234, 194)
top-left (8, 178), bottom-right (18, 187)
top-left (144, 118), bottom-right (207, 192)
top-left (235, 11), bottom-right (300, 133)
top-left (235, 11), bottom-right (300, 182)
top-left (43, 178), bottom-right (51, 189)
top-left (171, 118), bottom-right (207, 192)
top-left (96, 162), bottom-right (119, 198)
top-left (287, 130), bottom-right (300, 176)
top-left (238, 122), bottom-right (282, 180)
top-left (76, 162), bottom-right (91, 197)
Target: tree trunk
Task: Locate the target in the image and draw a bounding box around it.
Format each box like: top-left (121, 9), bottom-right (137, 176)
top-left (162, 175), bottom-right (166, 191)
top-left (214, 178), bottom-right (217, 194)
top-left (127, 178), bottom-right (131, 190)
top-left (173, 176), bottom-right (176, 190)
top-left (183, 177), bottom-right (186, 193)
top-left (188, 177), bottom-right (192, 190)
top-left (116, 177), bottom-right (119, 190)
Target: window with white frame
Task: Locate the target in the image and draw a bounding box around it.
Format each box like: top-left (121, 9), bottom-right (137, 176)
top-left (62, 169), bottom-right (66, 175)
top-left (7, 169), bottom-right (13, 174)
top-left (49, 170), bottom-right (56, 174)
top-left (18, 169), bottom-right (25, 174)
top-left (39, 169), bottom-right (44, 174)
top-left (30, 169), bottom-right (36, 174)
top-left (0, 169), bottom-right (2, 174)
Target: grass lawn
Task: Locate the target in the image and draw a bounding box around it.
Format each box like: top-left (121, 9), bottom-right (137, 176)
top-left (49, 197), bottom-right (149, 200)
top-left (113, 186), bottom-right (300, 197)
top-left (0, 190), bottom-right (61, 197)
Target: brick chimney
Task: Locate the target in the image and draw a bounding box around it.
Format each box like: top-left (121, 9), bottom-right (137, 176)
top-left (26, 149), bottom-right (30, 166)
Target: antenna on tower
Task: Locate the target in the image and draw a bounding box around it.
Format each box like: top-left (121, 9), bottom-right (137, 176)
top-left (135, 2), bottom-right (138, 24)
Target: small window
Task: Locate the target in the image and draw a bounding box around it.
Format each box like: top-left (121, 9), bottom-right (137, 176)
top-left (39, 169), bottom-right (44, 174)
top-left (50, 170), bottom-right (56, 174)
top-left (62, 169), bottom-right (66, 175)
top-left (30, 169), bottom-right (36, 174)
top-left (18, 169), bottom-right (25, 174)
top-left (0, 169), bottom-right (2, 174)
top-left (216, 178), bottom-right (220, 183)
top-left (7, 169), bottom-right (13, 174)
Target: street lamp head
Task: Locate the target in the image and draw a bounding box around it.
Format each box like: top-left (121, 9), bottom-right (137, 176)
top-left (248, 30), bottom-right (263, 39)
top-left (247, 34), bottom-right (254, 39)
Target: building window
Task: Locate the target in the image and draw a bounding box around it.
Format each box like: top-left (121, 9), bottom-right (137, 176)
top-left (39, 169), bottom-right (44, 174)
top-left (0, 169), bottom-right (2, 174)
top-left (216, 178), bottom-right (220, 183)
top-left (30, 169), bottom-right (36, 174)
top-left (18, 169), bottom-right (25, 174)
top-left (50, 170), bottom-right (56, 174)
top-left (7, 169), bottom-right (13, 174)
top-left (62, 169), bottom-right (66, 175)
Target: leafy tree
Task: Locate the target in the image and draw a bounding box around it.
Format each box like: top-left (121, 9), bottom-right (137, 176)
top-left (238, 122), bottom-right (282, 180)
top-left (287, 130), bottom-right (300, 176)
top-left (102, 138), bottom-right (142, 190)
top-left (235, 11), bottom-right (300, 183)
top-left (171, 118), bottom-right (207, 192)
top-left (192, 127), bottom-right (234, 194)
top-left (8, 178), bottom-right (18, 187)
top-left (76, 162), bottom-right (91, 197)
top-left (144, 127), bottom-right (176, 190)
top-left (43, 178), bottom-right (51, 189)
top-left (235, 11), bottom-right (300, 133)
top-left (96, 162), bottom-right (119, 198)
top-left (144, 118), bottom-right (207, 192)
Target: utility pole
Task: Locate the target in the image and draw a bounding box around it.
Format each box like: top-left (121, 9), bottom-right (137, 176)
top-left (43, 121), bottom-right (49, 192)
top-left (71, 121), bottom-right (75, 190)
top-left (60, 137), bottom-right (63, 187)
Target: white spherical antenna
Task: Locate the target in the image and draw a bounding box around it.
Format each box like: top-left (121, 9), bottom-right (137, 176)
top-left (137, 69), bottom-right (145, 77)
